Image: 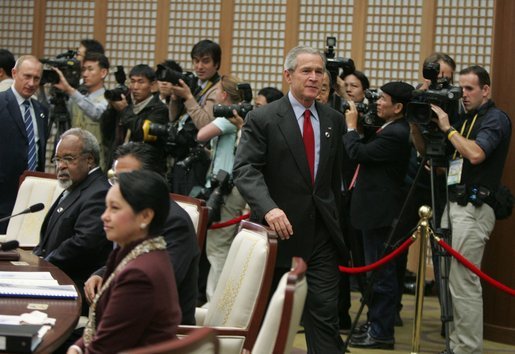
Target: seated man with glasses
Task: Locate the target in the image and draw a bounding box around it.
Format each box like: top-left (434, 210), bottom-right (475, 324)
top-left (34, 128), bottom-right (112, 314)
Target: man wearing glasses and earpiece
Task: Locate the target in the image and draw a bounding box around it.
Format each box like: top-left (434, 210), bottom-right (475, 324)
top-left (34, 128), bottom-right (112, 314)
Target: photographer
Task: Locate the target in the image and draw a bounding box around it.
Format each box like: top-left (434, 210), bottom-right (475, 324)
top-left (169, 39), bottom-right (221, 129)
top-left (157, 59), bottom-right (182, 104)
top-left (344, 82), bottom-right (414, 349)
top-left (101, 64), bottom-right (168, 170)
top-left (52, 52), bottom-right (109, 170)
top-left (411, 66), bottom-right (511, 354)
top-left (196, 74), bottom-right (247, 304)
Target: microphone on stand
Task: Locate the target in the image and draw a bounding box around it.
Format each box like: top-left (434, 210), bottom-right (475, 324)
top-left (0, 203), bottom-right (45, 224)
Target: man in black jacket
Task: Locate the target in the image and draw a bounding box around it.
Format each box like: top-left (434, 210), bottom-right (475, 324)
top-left (34, 128), bottom-right (112, 313)
top-left (344, 81), bottom-right (414, 349)
top-left (101, 64), bottom-right (168, 169)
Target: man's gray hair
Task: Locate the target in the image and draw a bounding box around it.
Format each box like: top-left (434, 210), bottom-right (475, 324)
top-left (14, 55), bottom-right (42, 71)
top-left (284, 46), bottom-right (325, 72)
top-left (61, 128), bottom-right (100, 165)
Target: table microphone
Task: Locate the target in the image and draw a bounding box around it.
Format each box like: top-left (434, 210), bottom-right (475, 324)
top-left (0, 203), bottom-right (45, 224)
top-left (0, 240), bottom-right (19, 251)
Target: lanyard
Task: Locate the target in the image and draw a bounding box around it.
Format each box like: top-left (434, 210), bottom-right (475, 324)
top-left (452, 113), bottom-right (478, 160)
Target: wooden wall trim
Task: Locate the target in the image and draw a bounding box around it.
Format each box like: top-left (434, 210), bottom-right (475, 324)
top-left (219, 0), bottom-right (235, 75)
top-left (351, 0), bottom-right (367, 70)
top-left (483, 0), bottom-right (515, 345)
top-left (32, 0), bottom-right (47, 58)
top-left (94, 0), bottom-right (108, 47)
top-left (154, 0), bottom-right (171, 66)
top-left (419, 0), bottom-right (437, 80)
top-left (282, 0), bottom-right (301, 91)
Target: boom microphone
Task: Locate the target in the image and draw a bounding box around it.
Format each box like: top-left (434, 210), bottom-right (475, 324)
top-left (0, 203), bottom-right (45, 224)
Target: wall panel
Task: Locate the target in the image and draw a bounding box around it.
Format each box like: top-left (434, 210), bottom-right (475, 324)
top-left (0, 0), bottom-right (37, 58)
top-left (231, 1), bottom-right (287, 91)
top-left (167, 0), bottom-right (221, 73)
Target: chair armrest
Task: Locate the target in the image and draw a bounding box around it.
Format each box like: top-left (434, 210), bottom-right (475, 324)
top-left (195, 306), bottom-right (208, 325)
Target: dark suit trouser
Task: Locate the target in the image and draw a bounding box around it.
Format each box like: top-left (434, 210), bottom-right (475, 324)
top-left (303, 221), bottom-right (344, 354)
top-left (362, 226), bottom-right (397, 341)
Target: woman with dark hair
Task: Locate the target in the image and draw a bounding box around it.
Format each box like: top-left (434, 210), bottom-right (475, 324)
top-left (340, 70), bottom-right (370, 103)
top-left (68, 170), bottom-right (181, 354)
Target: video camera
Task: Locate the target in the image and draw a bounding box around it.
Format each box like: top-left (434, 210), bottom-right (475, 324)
top-left (213, 83), bottom-right (253, 119)
top-left (324, 37), bottom-right (355, 88)
top-left (104, 66), bottom-right (130, 102)
top-left (341, 89), bottom-right (383, 127)
top-left (40, 50), bottom-right (81, 87)
top-left (155, 64), bottom-right (198, 92)
top-left (406, 62), bottom-right (462, 126)
top-left (406, 62), bottom-right (463, 160)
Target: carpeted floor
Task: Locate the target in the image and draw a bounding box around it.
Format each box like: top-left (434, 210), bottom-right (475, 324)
top-left (292, 292), bottom-right (515, 353)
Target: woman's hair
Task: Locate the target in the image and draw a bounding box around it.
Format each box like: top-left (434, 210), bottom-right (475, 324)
top-left (220, 74), bottom-right (243, 104)
top-left (340, 70), bottom-right (370, 91)
top-left (117, 170), bottom-right (170, 236)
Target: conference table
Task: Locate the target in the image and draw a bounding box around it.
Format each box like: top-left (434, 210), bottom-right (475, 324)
top-left (0, 249), bottom-right (82, 353)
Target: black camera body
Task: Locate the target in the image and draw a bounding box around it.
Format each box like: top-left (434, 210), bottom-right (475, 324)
top-left (341, 89), bottom-right (382, 127)
top-left (40, 51), bottom-right (81, 87)
top-left (406, 63), bottom-right (462, 126)
top-left (213, 83), bottom-right (253, 119)
top-left (406, 62), bottom-right (462, 160)
top-left (155, 64), bottom-right (198, 92)
top-left (104, 66), bottom-right (129, 102)
top-left (191, 169), bottom-right (233, 225)
top-left (324, 37), bottom-right (355, 87)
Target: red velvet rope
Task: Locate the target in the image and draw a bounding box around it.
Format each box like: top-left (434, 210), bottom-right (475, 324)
top-left (339, 236), bottom-right (415, 274)
top-left (209, 213), bottom-right (250, 230)
top-left (436, 238), bottom-right (515, 297)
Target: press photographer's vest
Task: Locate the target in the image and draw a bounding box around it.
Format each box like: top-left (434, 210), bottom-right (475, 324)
top-left (454, 100), bottom-right (510, 192)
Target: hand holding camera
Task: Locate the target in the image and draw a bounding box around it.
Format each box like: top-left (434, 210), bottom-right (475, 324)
top-left (51, 67), bottom-right (75, 95)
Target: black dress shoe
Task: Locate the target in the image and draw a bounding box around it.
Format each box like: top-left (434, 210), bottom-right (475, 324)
top-left (349, 332), bottom-right (394, 350)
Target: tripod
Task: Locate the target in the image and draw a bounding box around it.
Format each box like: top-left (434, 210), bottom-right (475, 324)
top-left (426, 155), bottom-right (454, 354)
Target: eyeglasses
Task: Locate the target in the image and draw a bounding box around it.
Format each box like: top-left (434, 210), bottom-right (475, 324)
top-left (51, 153), bottom-right (87, 165)
top-left (107, 169), bottom-right (118, 186)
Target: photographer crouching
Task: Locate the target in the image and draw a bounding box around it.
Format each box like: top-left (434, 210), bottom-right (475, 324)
top-left (196, 74), bottom-right (249, 305)
top-left (410, 65), bottom-right (512, 354)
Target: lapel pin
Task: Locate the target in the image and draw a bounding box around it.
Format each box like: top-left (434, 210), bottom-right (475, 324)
top-left (325, 127), bottom-right (332, 138)
top-left (57, 207), bottom-right (64, 213)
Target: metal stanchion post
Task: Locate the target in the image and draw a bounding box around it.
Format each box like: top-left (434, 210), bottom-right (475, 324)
top-left (411, 205), bottom-right (432, 354)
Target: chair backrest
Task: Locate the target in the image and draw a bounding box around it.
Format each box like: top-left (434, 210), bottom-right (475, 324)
top-left (0, 171), bottom-right (62, 248)
top-left (121, 327), bottom-right (219, 354)
top-left (170, 193), bottom-right (209, 250)
top-left (204, 220), bottom-right (277, 351)
top-left (252, 257), bottom-right (308, 354)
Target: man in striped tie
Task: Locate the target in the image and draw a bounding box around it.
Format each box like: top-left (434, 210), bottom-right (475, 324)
top-left (0, 55), bottom-right (48, 233)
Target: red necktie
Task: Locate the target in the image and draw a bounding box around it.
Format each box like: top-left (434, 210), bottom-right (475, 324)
top-left (303, 110), bottom-right (315, 184)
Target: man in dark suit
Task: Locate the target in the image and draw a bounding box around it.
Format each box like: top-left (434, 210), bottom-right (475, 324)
top-left (84, 142), bottom-right (199, 325)
top-left (233, 46), bottom-right (347, 354)
top-left (34, 128), bottom-right (112, 309)
top-left (343, 82), bottom-right (414, 349)
top-left (0, 55), bottom-right (48, 233)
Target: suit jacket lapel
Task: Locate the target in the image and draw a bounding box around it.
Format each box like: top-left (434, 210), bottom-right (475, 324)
top-left (7, 90), bottom-right (26, 138)
top-left (31, 98), bottom-right (47, 142)
top-left (315, 102), bottom-right (333, 187)
top-left (276, 98), bottom-right (312, 186)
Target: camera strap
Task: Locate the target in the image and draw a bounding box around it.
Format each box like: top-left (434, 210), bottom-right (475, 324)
top-left (451, 113), bottom-right (478, 160)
